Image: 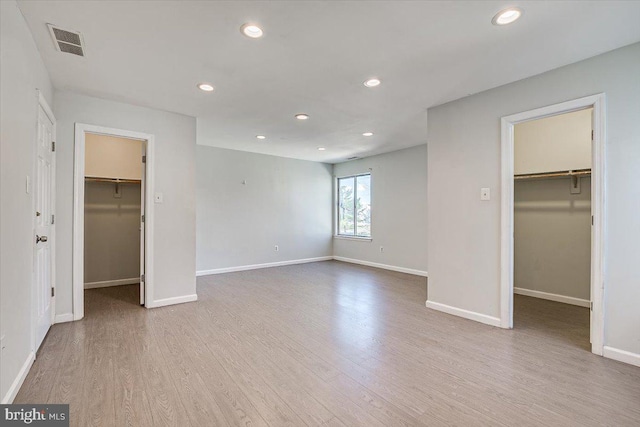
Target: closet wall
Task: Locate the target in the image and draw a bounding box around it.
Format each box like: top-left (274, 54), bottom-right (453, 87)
top-left (84, 134), bottom-right (143, 288)
top-left (514, 109), bottom-right (592, 303)
top-left (514, 109), bottom-right (592, 175)
top-left (86, 134), bottom-right (143, 180)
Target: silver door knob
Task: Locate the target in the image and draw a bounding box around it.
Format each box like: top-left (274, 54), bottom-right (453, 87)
top-left (36, 235), bottom-right (48, 243)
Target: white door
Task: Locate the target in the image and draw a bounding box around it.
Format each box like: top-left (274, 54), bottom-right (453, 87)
top-left (35, 105), bottom-right (55, 350)
top-left (140, 144), bottom-right (146, 305)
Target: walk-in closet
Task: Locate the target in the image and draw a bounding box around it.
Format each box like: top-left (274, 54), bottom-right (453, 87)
top-left (84, 133), bottom-right (144, 307)
top-left (513, 108), bottom-right (593, 347)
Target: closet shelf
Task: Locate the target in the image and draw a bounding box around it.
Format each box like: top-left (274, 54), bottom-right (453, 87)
top-left (85, 176), bottom-right (141, 184)
top-left (514, 168), bottom-right (591, 181)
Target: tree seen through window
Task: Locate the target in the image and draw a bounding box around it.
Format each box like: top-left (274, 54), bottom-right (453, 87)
top-left (338, 174), bottom-right (371, 237)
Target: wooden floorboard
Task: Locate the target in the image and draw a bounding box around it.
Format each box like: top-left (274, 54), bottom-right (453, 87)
top-left (14, 260), bottom-right (640, 426)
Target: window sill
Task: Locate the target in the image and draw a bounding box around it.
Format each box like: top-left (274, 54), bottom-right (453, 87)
top-left (333, 235), bottom-right (372, 242)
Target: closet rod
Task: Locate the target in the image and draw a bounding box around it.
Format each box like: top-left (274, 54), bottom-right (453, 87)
top-left (85, 177), bottom-right (141, 184)
top-left (514, 168), bottom-right (591, 181)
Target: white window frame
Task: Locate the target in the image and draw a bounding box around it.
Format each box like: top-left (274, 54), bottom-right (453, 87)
top-left (335, 173), bottom-right (372, 240)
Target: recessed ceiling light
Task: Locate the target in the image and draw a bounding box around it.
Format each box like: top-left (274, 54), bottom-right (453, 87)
top-left (295, 113), bottom-right (309, 120)
top-left (362, 132), bottom-right (374, 137)
top-left (492, 8), bottom-right (523, 25)
top-left (198, 83), bottom-right (214, 92)
top-left (317, 147), bottom-right (326, 151)
top-left (241, 23), bottom-right (263, 38)
top-left (256, 135), bottom-right (266, 140)
top-left (364, 78), bottom-right (381, 88)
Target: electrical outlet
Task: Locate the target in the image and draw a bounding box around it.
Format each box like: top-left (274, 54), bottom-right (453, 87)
top-left (480, 187), bottom-right (491, 201)
top-left (274, 245), bottom-right (279, 252)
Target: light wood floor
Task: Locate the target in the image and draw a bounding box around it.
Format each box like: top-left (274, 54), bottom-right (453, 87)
top-left (16, 261), bottom-right (640, 426)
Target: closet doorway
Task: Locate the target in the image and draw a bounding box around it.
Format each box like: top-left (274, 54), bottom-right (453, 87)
top-left (514, 108), bottom-right (593, 350)
top-left (73, 124), bottom-right (155, 320)
top-left (500, 94), bottom-right (605, 356)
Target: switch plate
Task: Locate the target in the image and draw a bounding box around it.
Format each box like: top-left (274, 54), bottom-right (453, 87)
top-left (480, 188), bottom-right (491, 201)
top-left (154, 193), bottom-right (164, 203)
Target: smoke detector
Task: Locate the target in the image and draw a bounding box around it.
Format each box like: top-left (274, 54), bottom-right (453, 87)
top-left (47, 24), bottom-right (85, 57)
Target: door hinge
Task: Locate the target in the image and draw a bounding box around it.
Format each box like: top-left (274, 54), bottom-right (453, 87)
top-left (141, 214), bottom-right (145, 223)
top-left (591, 130), bottom-right (594, 141)
top-left (140, 274), bottom-right (145, 282)
top-left (51, 214), bottom-right (55, 224)
top-left (590, 301), bottom-right (593, 311)
top-left (51, 141), bottom-right (56, 152)
top-left (142, 155), bottom-right (146, 163)
top-left (592, 215), bottom-right (594, 226)
top-left (51, 287), bottom-right (55, 297)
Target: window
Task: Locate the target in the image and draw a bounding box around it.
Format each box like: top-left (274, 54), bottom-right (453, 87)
top-left (337, 173), bottom-right (371, 238)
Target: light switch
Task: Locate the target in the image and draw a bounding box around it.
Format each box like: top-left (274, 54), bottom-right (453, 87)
top-left (154, 193), bottom-right (164, 203)
top-left (480, 188), bottom-right (491, 201)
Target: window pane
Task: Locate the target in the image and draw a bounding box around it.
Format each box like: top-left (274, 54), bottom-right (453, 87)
top-left (355, 175), bottom-right (371, 237)
top-left (338, 177), bottom-right (355, 235)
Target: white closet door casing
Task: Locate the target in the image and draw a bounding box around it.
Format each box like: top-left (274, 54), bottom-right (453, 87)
top-left (140, 143), bottom-right (146, 305)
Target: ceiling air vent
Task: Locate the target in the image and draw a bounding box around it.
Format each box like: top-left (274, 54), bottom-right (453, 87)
top-left (347, 156), bottom-right (359, 161)
top-left (47, 24), bottom-right (85, 57)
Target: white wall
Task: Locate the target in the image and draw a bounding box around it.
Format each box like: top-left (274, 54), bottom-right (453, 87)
top-left (333, 145), bottom-right (428, 274)
top-left (514, 108), bottom-right (592, 174)
top-left (0, 0), bottom-right (54, 402)
top-left (427, 43), bottom-right (640, 356)
top-left (514, 178), bottom-right (591, 301)
top-left (84, 182), bottom-right (141, 286)
top-left (54, 91), bottom-right (197, 312)
top-left (196, 146), bottom-right (333, 273)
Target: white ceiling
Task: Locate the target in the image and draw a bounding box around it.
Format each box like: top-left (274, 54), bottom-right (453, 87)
top-left (18, 1), bottom-right (640, 163)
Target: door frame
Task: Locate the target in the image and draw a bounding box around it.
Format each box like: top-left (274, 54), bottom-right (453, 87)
top-left (73, 123), bottom-right (155, 320)
top-left (499, 93), bottom-right (605, 355)
top-left (33, 90), bottom-right (56, 349)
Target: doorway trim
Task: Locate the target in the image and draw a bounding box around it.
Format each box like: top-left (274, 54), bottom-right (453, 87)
top-left (500, 93), bottom-right (605, 356)
top-left (73, 123), bottom-right (155, 320)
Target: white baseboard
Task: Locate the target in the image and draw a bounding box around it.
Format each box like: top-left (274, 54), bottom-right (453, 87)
top-left (514, 287), bottom-right (590, 308)
top-left (603, 346), bottom-right (640, 368)
top-left (148, 294), bottom-right (198, 308)
top-left (1, 351), bottom-right (35, 404)
top-left (425, 300), bottom-right (502, 327)
top-left (196, 256), bottom-right (333, 276)
top-left (333, 256), bottom-right (428, 277)
top-left (84, 277), bottom-right (139, 289)
top-left (196, 256), bottom-right (427, 278)
top-left (54, 313), bottom-right (74, 324)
